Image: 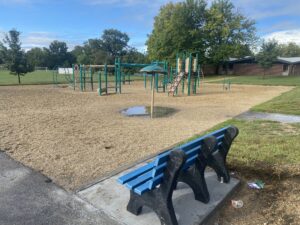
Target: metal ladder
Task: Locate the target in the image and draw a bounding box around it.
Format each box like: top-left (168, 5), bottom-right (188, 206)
top-left (168, 72), bottom-right (185, 96)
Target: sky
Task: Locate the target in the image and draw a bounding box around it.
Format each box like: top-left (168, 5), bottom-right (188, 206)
top-left (0, 0), bottom-right (300, 52)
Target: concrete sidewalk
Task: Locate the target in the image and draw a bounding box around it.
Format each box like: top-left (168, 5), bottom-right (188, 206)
top-left (79, 162), bottom-right (240, 225)
top-left (0, 152), bottom-right (118, 225)
top-left (0, 151), bottom-right (240, 225)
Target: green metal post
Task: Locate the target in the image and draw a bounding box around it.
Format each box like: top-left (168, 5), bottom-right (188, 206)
top-left (115, 58), bottom-right (118, 93)
top-left (144, 73), bottom-right (146, 88)
top-left (83, 67), bottom-right (86, 91)
top-left (122, 71), bottom-right (125, 84)
top-left (90, 67), bottom-right (93, 91)
top-left (188, 53), bottom-right (192, 96)
top-left (80, 65), bottom-right (83, 91)
top-left (98, 70), bottom-right (101, 96)
top-left (118, 60), bottom-right (122, 94)
top-left (72, 64), bottom-right (75, 90)
top-left (105, 64), bottom-right (108, 94)
top-left (128, 73), bottom-right (131, 85)
top-left (155, 73), bottom-right (158, 92)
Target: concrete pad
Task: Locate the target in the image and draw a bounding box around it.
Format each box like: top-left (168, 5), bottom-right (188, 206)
top-left (236, 111), bottom-right (300, 123)
top-left (79, 164), bottom-right (240, 225)
top-left (0, 152), bottom-right (118, 225)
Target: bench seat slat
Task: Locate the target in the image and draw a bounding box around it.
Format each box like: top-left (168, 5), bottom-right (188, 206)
top-left (185, 145), bottom-right (201, 157)
top-left (152, 162), bottom-right (168, 177)
top-left (125, 170), bottom-right (153, 190)
top-left (183, 154), bottom-right (198, 170)
top-left (148, 173), bottom-right (164, 189)
top-left (134, 181), bottom-right (151, 195)
top-left (118, 161), bottom-right (155, 184)
top-left (154, 151), bottom-right (170, 166)
top-left (179, 127), bottom-right (228, 151)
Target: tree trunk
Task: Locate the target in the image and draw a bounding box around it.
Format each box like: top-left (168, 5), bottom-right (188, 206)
top-left (17, 73), bottom-right (21, 84)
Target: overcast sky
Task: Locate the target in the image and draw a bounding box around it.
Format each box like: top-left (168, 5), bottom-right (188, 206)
top-left (0, 0), bottom-right (299, 52)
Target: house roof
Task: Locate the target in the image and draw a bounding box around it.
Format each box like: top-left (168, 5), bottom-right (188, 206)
top-left (277, 57), bottom-right (300, 64)
top-left (228, 56), bottom-right (254, 63)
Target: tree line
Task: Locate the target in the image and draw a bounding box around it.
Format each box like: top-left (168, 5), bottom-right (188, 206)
top-left (147, 0), bottom-right (300, 73)
top-left (0, 28), bottom-right (147, 83)
top-left (1, 0), bottom-right (300, 83)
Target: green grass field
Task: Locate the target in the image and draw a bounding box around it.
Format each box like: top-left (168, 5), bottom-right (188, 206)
top-left (0, 70), bottom-right (147, 86)
top-left (182, 119), bottom-right (300, 172)
top-left (0, 70), bottom-right (65, 85)
top-left (205, 75), bottom-right (300, 115)
top-left (210, 75), bottom-right (300, 86)
top-left (252, 87), bottom-right (300, 115)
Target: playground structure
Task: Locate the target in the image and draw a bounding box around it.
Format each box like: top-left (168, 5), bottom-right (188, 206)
top-left (114, 58), bottom-right (169, 94)
top-left (53, 59), bottom-right (169, 96)
top-left (52, 52), bottom-right (209, 97)
top-left (168, 51), bottom-right (203, 96)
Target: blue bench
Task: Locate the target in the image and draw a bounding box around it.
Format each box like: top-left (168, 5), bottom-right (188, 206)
top-left (118, 126), bottom-right (239, 225)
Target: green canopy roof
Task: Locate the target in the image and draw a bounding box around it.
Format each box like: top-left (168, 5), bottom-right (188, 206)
top-left (140, 64), bottom-right (166, 74)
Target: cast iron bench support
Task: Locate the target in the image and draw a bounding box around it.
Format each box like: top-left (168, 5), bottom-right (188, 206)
top-left (209, 126), bottom-right (239, 183)
top-left (127, 150), bottom-right (186, 225)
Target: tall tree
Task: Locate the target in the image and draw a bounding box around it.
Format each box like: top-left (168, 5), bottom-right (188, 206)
top-left (101, 29), bottom-right (129, 57)
top-left (278, 42), bottom-right (300, 57)
top-left (0, 29), bottom-right (31, 84)
top-left (48, 41), bottom-right (75, 68)
top-left (26, 47), bottom-right (49, 69)
top-left (122, 47), bottom-right (148, 64)
top-left (205, 0), bottom-right (256, 73)
top-left (72, 39), bottom-right (111, 65)
top-left (256, 40), bottom-right (280, 78)
top-left (147, 0), bottom-right (207, 62)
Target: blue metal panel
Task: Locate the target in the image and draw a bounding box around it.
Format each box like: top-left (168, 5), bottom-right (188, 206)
top-left (185, 145), bottom-right (201, 157)
top-left (125, 170), bottom-right (153, 190)
top-left (179, 126), bottom-right (229, 151)
top-left (148, 174), bottom-right (164, 189)
top-left (152, 162), bottom-right (167, 177)
top-left (182, 155), bottom-right (198, 170)
top-left (154, 151), bottom-right (170, 166)
top-left (134, 181), bottom-right (151, 195)
top-left (118, 162), bottom-right (155, 184)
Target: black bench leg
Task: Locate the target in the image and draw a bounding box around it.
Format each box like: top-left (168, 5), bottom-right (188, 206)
top-left (127, 191), bottom-right (143, 215)
top-left (219, 126), bottom-right (239, 162)
top-left (177, 136), bottom-right (217, 203)
top-left (178, 161), bottom-right (209, 203)
top-left (126, 150), bottom-right (187, 225)
top-left (207, 150), bottom-right (230, 183)
top-left (208, 126), bottom-right (239, 183)
top-left (155, 201), bottom-right (178, 225)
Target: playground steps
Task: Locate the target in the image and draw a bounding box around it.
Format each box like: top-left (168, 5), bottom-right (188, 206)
top-left (168, 72), bottom-right (185, 96)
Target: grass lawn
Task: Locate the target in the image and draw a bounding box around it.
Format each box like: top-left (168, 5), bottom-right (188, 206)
top-left (184, 119), bottom-right (300, 174)
top-left (252, 87), bottom-right (300, 115)
top-left (0, 70), bottom-right (65, 85)
top-left (210, 75), bottom-right (300, 86)
top-left (0, 70), bottom-right (149, 86)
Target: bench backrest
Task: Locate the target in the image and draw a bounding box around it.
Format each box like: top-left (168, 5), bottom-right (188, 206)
top-left (118, 126), bottom-right (230, 195)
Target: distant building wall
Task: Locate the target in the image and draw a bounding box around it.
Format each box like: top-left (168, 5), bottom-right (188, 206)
top-left (292, 65), bottom-right (300, 75)
top-left (202, 63), bottom-right (300, 76)
top-left (202, 65), bottom-right (216, 75)
top-left (232, 63), bottom-right (283, 76)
